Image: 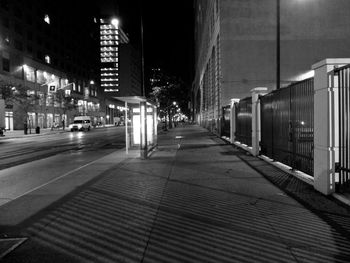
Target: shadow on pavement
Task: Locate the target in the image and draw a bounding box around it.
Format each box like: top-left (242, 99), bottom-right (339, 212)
top-left (1, 125), bottom-right (350, 262)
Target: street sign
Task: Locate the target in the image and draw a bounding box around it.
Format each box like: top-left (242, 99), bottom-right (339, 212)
top-left (48, 84), bottom-right (56, 93)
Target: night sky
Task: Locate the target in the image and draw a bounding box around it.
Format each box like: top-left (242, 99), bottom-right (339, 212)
top-left (118, 1), bottom-right (195, 87)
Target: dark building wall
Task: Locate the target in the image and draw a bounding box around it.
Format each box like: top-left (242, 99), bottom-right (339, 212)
top-left (0, 0), bottom-right (103, 129)
top-left (118, 44), bottom-right (142, 97)
top-left (0, 0), bottom-right (100, 84)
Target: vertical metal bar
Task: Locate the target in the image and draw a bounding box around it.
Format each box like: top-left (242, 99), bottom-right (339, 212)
top-left (343, 68), bottom-right (350, 187)
top-left (345, 69), bottom-right (348, 187)
top-left (125, 101), bottom-right (128, 155)
top-left (340, 69), bottom-right (344, 187)
top-left (290, 85), bottom-right (294, 169)
top-left (348, 68), bottom-right (350, 186)
top-left (271, 93), bottom-right (277, 160)
top-left (337, 70), bottom-right (340, 187)
top-left (310, 79), bottom-right (314, 174)
top-left (301, 82), bottom-right (304, 172)
top-left (297, 83), bottom-right (300, 171)
top-left (346, 68), bottom-right (348, 186)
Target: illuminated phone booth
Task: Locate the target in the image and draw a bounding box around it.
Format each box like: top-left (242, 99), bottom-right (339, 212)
top-left (116, 96), bottom-right (157, 159)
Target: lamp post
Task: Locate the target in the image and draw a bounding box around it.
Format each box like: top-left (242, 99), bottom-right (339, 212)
top-left (140, 3), bottom-right (145, 97)
top-left (22, 64), bottom-right (29, 134)
top-left (276, 0), bottom-right (280, 90)
top-left (139, 3), bottom-right (148, 159)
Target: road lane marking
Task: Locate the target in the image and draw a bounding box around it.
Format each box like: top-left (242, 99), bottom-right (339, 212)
top-left (4, 156), bottom-right (104, 205)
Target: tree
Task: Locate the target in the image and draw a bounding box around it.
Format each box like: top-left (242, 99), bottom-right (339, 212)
top-left (0, 79), bottom-right (13, 100)
top-left (54, 89), bottom-right (79, 127)
top-left (149, 71), bottom-right (190, 129)
top-left (5, 84), bottom-right (39, 132)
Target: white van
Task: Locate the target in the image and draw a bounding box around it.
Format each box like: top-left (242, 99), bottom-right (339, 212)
top-left (69, 116), bottom-right (92, 131)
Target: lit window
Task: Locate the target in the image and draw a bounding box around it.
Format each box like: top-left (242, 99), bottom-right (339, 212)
top-left (45, 55), bottom-right (51, 64)
top-left (24, 65), bottom-right (36, 82)
top-left (44, 14), bottom-right (50, 24)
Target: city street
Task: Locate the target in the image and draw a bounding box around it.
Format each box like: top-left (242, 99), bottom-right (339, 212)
top-left (0, 125), bottom-right (350, 262)
top-left (0, 126), bottom-right (125, 208)
top-left (0, 126), bottom-right (125, 169)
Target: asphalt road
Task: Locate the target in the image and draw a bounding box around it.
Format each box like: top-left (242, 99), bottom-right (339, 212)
top-left (0, 126), bottom-right (126, 207)
top-left (0, 126), bottom-right (125, 170)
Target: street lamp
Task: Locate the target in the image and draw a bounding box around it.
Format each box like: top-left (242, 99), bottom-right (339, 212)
top-left (111, 18), bottom-right (119, 28)
top-left (276, 0), bottom-right (280, 90)
top-left (22, 64), bottom-right (29, 134)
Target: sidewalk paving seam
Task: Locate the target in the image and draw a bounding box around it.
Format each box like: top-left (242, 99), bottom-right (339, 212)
top-left (140, 138), bottom-right (181, 263)
top-left (88, 149), bottom-right (348, 261)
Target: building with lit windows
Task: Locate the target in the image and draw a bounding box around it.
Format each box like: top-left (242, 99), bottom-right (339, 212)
top-left (192, 0), bottom-right (350, 134)
top-left (0, 0), bottom-right (103, 130)
top-left (98, 14), bottom-right (142, 124)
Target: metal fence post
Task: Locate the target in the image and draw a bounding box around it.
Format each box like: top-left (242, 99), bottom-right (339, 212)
top-left (230, 99), bottom-right (239, 143)
top-left (312, 58), bottom-right (350, 195)
top-left (251, 87), bottom-right (268, 156)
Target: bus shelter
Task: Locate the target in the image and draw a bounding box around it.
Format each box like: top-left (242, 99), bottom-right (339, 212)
top-left (115, 96), bottom-right (157, 159)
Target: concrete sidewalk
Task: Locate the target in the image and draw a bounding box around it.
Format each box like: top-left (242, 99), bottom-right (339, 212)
top-left (1, 125), bottom-right (350, 262)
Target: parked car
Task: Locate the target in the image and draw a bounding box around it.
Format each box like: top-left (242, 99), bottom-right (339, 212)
top-left (69, 116), bottom-right (92, 131)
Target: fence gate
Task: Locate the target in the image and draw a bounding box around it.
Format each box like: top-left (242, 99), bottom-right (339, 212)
top-left (335, 65), bottom-right (350, 192)
top-left (260, 78), bottom-right (314, 176)
top-left (221, 105), bottom-right (230, 137)
top-left (235, 97), bottom-right (252, 147)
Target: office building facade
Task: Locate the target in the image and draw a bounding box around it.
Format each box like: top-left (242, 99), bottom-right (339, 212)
top-left (193, 0), bottom-right (350, 133)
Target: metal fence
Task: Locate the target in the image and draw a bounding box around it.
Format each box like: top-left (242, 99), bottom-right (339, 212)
top-left (221, 105), bottom-right (230, 137)
top-left (260, 78), bottom-right (314, 176)
top-left (235, 97), bottom-right (252, 146)
top-left (335, 65), bottom-right (350, 192)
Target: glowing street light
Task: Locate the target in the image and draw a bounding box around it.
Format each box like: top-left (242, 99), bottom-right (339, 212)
top-left (111, 18), bottom-right (119, 28)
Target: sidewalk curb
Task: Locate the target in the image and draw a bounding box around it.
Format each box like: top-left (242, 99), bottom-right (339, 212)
top-left (0, 130), bottom-right (66, 140)
top-left (0, 125), bottom-right (119, 140)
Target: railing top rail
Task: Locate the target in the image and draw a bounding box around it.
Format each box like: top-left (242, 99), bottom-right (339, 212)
top-left (333, 63), bottom-right (350, 73)
top-left (288, 77), bottom-right (314, 87)
top-left (239, 96), bottom-right (252, 103)
top-left (259, 77), bottom-right (314, 99)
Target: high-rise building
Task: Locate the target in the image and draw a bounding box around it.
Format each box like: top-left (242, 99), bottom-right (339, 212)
top-left (97, 14), bottom-right (142, 125)
top-left (193, 0), bottom-right (350, 133)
